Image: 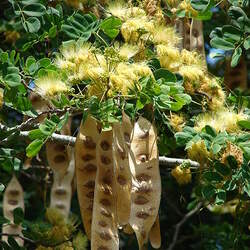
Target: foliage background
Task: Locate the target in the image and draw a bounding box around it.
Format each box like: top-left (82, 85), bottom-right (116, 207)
top-left (0, 0), bottom-right (249, 249)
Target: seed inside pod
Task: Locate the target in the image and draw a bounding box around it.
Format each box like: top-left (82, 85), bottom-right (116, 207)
top-left (54, 144), bottom-right (66, 152)
top-left (134, 195), bottom-right (149, 205)
top-left (100, 141), bottom-right (110, 151)
top-left (8, 190), bottom-right (19, 196)
top-left (98, 220), bottom-right (107, 227)
top-left (54, 188), bottom-right (67, 195)
top-left (137, 154), bottom-right (149, 163)
top-left (83, 136), bottom-right (96, 149)
top-left (84, 180), bottom-right (95, 189)
top-left (139, 131), bottom-right (149, 139)
top-left (99, 231), bottom-right (112, 240)
top-left (81, 154), bottom-right (95, 161)
top-left (56, 203), bottom-right (65, 209)
top-left (84, 164), bottom-right (97, 172)
top-left (136, 173), bottom-right (151, 182)
top-left (86, 191), bottom-right (94, 199)
top-left (102, 176), bottom-right (112, 185)
top-left (8, 199), bottom-right (18, 205)
top-left (54, 155), bottom-right (66, 163)
top-left (124, 132), bottom-right (130, 142)
top-left (100, 198), bottom-right (111, 207)
top-left (101, 208), bottom-right (112, 218)
top-left (97, 246), bottom-right (109, 250)
top-left (136, 186), bottom-right (153, 194)
top-left (101, 156), bottom-right (111, 165)
top-left (136, 211), bottom-right (150, 219)
top-left (117, 175), bottom-right (127, 185)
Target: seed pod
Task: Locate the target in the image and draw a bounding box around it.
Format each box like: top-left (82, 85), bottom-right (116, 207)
top-left (190, 19), bottom-right (205, 59)
top-left (50, 150), bottom-right (75, 218)
top-left (91, 129), bottom-right (119, 250)
top-left (2, 175), bottom-right (24, 246)
top-left (128, 117), bottom-right (161, 250)
top-left (46, 119), bottom-right (72, 180)
top-left (149, 215), bottom-right (161, 249)
top-left (113, 112), bottom-right (133, 226)
top-left (75, 115), bottom-right (100, 239)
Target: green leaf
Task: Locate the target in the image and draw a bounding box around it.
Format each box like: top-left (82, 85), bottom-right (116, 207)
top-left (4, 73), bottom-right (21, 87)
top-left (38, 58), bottom-right (51, 68)
top-left (154, 69), bottom-right (176, 82)
top-left (222, 25), bottom-right (242, 42)
top-left (49, 25), bottom-right (57, 38)
top-left (243, 37), bottom-right (250, 50)
top-left (203, 171), bottom-right (223, 182)
top-left (0, 183), bottom-right (5, 192)
top-left (204, 125), bottom-right (217, 137)
top-left (215, 189), bottom-right (226, 205)
top-left (202, 184), bottom-right (216, 200)
top-left (212, 143), bottom-right (222, 154)
top-left (57, 112), bottom-right (69, 131)
top-left (24, 17), bottom-right (41, 33)
top-left (26, 139), bottom-right (43, 157)
top-left (191, 0), bottom-right (210, 11)
top-left (13, 207), bottom-right (24, 225)
top-left (231, 47), bottom-right (242, 67)
top-left (62, 13), bottom-right (99, 40)
top-left (8, 237), bottom-right (21, 250)
top-left (23, 3), bottom-right (46, 17)
top-left (100, 17), bottom-right (122, 39)
top-left (210, 37), bottom-right (235, 51)
top-left (28, 129), bottom-right (46, 140)
top-left (0, 215), bottom-right (9, 224)
top-left (215, 162), bottom-right (231, 176)
top-left (237, 120), bottom-right (250, 130)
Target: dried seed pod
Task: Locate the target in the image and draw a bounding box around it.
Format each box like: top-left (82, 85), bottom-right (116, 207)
top-left (149, 215), bottom-right (161, 249)
top-left (91, 129), bottom-right (119, 250)
top-left (75, 116), bottom-right (100, 239)
top-left (46, 119), bottom-right (72, 180)
top-left (113, 112), bottom-right (133, 225)
top-left (50, 151), bottom-right (75, 218)
top-left (190, 19), bottom-right (205, 59)
top-left (128, 117), bottom-right (161, 250)
top-left (2, 175), bottom-right (24, 246)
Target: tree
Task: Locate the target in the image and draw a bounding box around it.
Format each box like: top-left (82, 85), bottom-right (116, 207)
top-left (0, 0), bottom-right (249, 249)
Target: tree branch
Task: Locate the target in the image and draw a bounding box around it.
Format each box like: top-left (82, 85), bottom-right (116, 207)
top-left (167, 202), bottom-right (202, 250)
top-left (0, 233), bottom-right (35, 244)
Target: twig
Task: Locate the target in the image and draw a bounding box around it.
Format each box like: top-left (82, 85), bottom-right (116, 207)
top-left (167, 202), bottom-right (202, 250)
top-left (0, 124), bottom-right (200, 168)
top-left (0, 233), bottom-right (35, 244)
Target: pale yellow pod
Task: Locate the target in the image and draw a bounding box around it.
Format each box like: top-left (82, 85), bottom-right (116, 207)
top-left (113, 112), bottom-right (133, 226)
top-left (91, 129), bottom-right (119, 250)
top-left (128, 117), bottom-right (161, 250)
top-left (50, 150), bottom-right (75, 218)
top-left (2, 175), bottom-right (24, 246)
top-left (190, 19), bottom-right (205, 58)
top-left (75, 116), bottom-right (100, 239)
top-left (46, 119), bottom-right (72, 180)
top-left (149, 215), bottom-right (161, 249)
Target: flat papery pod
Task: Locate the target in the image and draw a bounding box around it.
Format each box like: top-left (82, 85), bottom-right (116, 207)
top-left (112, 112), bottom-right (133, 226)
top-left (149, 215), bottom-right (161, 249)
top-left (50, 151), bottom-right (75, 218)
top-left (128, 117), bottom-right (161, 250)
top-left (91, 129), bottom-right (119, 250)
top-left (45, 118), bottom-right (72, 179)
top-left (75, 115), bottom-right (100, 239)
top-left (2, 175), bottom-right (24, 246)
top-left (190, 19), bottom-right (205, 59)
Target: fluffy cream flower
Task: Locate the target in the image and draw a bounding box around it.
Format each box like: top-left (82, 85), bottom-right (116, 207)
top-left (35, 76), bottom-right (70, 97)
top-left (195, 109), bottom-right (247, 133)
top-left (171, 165), bottom-right (192, 185)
